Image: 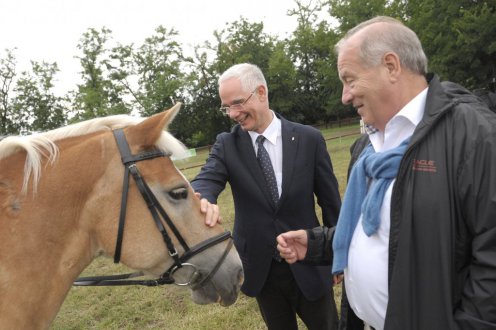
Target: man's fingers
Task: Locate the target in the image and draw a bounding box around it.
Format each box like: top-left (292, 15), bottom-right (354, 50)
top-left (199, 197), bottom-right (208, 213)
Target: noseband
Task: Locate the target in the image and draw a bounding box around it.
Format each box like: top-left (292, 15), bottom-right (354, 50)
top-left (74, 128), bottom-right (233, 288)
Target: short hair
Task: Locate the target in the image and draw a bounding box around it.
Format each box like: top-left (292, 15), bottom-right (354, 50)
top-left (218, 63), bottom-right (268, 92)
top-left (335, 16), bottom-right (428, 75)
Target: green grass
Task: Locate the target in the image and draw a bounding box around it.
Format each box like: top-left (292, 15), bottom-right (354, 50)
top-left (51, 124), bottom-right (361, 330)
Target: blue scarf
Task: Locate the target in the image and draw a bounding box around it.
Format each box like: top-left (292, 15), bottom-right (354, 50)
top-left (332, 138), bottom-right (410, 274)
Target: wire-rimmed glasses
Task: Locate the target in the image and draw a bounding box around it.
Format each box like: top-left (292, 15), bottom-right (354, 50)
top-left (219, 88), bottom-right (257, 115)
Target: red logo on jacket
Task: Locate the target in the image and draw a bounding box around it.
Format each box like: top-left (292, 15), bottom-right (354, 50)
top-left (412, 159), bottom-right (437, 172)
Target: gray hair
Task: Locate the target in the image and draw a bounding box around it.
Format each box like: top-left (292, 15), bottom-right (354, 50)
top-left (218, 63), bottom-right (268, 92)
top-left (335, 16), bottom-right (428, 75)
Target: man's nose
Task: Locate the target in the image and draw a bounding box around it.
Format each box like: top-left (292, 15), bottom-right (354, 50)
top-left (341, 86), bottom-right (352, 105)
top-left (228, 107), bottom-right (241, 120)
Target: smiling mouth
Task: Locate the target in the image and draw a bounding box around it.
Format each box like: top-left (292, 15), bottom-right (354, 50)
top-left (236, 113), bottom-right (248, 124)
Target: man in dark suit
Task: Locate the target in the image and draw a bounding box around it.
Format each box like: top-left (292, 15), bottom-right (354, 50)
top-left (191, 63), bottom-right (341, 330)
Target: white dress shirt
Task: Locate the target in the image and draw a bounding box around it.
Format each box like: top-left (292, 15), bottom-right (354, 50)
top-left (345, 88), bottom-right (428, 330)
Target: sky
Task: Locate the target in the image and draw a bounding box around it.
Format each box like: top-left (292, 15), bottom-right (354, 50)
top-left (0, 0), bottom-right (301, 95)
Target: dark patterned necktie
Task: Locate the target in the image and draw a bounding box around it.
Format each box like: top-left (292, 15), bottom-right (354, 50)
top-left (256, 135), bottom-right (279, 206)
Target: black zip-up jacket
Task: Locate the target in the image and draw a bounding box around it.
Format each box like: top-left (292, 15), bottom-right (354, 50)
top-left (305, 74), bottom-right (496, 329)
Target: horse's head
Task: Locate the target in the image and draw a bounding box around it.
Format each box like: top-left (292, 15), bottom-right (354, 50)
top-left (84, 104), bottom-right (243, 306)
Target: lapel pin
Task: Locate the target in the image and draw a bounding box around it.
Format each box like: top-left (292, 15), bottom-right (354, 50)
top-left (291, 137), bottom-right (295, 141)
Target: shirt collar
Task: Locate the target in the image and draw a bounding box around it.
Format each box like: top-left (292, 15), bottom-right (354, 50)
top-left (394, 87), bottom-right (428, 127)
top-left (368, 87), bottom-right (428, 151)
top-left (249, 110), bottom-right (281, 146)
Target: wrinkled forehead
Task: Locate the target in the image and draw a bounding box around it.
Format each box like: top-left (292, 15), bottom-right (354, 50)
top-left (337, 42), bottom-right (362, 77)
top-left (219, 78), bottom-right (245, 101)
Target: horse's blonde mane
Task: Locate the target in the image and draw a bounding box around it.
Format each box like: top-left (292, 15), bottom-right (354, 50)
top-left (0, 114), bottom-right (187, 194)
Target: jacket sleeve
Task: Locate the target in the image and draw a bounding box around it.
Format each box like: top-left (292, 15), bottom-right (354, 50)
top-left (301, 226), bottom-right (335, 265)
top-left (190, 134), bottom-right (228, 204)
top-left (454, 117), bottom-right (496, 328)
top-left (303, 134), bottom-right (368, 266)
top-left (313, 133), bottom-right (341, 227)
top-left (347, 134), bottom-right (370, 179)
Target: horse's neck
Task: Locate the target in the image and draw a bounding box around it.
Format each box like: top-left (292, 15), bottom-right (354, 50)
top-left (0, 185), bottom-right (95, 328)
top-left (0, 214), bottom-right (94, 328)
top-left (0, 138), bottom-right (106, 328)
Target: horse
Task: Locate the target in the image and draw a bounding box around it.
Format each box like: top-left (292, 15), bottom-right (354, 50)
top-left (0, 104), bottom-right (243, 329)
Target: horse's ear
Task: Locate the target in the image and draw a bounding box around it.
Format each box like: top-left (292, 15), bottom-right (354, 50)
top-left (127, 103), bottom-right (182, 147)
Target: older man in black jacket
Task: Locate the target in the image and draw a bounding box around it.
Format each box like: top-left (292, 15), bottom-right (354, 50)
top-left (277, 16), bottom-right (496, 330)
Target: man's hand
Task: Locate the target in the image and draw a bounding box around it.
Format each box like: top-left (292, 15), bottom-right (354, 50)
top-left (276, 230), bottom-right (308, 264)
top-left (195, 192), bottom-right (221, 227)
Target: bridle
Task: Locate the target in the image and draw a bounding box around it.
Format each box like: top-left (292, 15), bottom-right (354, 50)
top-left (74, 128), bottom-right (233, 288)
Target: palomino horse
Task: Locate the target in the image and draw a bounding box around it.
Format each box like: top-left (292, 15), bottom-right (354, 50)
top-left (0, 104), bottom-right (243, 329)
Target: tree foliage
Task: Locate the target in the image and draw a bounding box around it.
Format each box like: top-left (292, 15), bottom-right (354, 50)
top-left (172, 46), bottom-right (226, 147)
top-left (71, 27), bottom-right (129, 121)
top-left (12, 61), bottom-right (66, 133)
top-left (403, 0), bottom-right (496, 89)
top-left (110, 26), bottom-right (186, 117)
top-left (3, 0), bottom-right (495, 145)
top-left (0, 50), bottom-right (66, 134)
top-left (0, 49), bottom-right (17, 134)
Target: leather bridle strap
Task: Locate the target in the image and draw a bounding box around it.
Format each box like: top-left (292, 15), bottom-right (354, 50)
top-left (189, 237), bottom-right (234, 290)
top-left (113, 158), bottom-right (130, 263)
top-left (73, 271), bottom-right (174, 286)
top-left (112, 128), bottom-right (188, 266)
top-left (73, 230), bottom-right (233, 287)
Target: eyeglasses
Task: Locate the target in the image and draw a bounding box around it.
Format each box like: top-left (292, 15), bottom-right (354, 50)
top-left (219, 88), bottom-right (257, 115)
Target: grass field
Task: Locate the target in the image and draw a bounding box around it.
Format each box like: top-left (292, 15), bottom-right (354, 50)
top-left (51, 123), bottom-right (361, 330)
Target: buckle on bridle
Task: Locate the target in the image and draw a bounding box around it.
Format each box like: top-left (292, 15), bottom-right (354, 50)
top-left (169, 248), bottom-right (178, 257)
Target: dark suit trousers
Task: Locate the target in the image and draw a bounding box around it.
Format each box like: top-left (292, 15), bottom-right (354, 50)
top-left (256, 260), bottom-right (338, 330)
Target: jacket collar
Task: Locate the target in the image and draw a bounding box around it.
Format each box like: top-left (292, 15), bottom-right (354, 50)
top-left (411, 74), bottom-right (455, 145)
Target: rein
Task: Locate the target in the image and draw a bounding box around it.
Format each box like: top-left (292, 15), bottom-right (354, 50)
top-left (74, 129), bottom-right (232, 287)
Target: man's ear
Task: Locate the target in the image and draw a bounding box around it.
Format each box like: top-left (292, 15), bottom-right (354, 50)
top-left (255, 85), bottom-right (267, 100)
top-left (383, 52), bottom-right (401, 82)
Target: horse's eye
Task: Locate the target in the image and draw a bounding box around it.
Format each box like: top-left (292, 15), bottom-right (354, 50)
top-left (169, 187), bottom-right (188, 200)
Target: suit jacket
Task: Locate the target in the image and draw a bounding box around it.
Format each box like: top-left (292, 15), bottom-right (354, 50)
top-left (191, 113), bottom-right (341, 300)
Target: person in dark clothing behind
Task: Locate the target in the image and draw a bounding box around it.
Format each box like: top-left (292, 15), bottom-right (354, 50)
top-left (277, 16), bottom-right (496, 330)
top-left (191, 63), bottom-right (341, 330)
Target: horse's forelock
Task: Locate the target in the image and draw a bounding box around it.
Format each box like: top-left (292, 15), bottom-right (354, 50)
top-left (156, 131), bottom-right (188, 160)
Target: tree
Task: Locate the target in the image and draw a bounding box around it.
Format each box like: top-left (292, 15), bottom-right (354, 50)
top-left (173, 46), bottom-right (229, 147)
top-left (72, 27), bottom-right (129, 121)
top-left (288, 0), bottom-right (344, 124)
top-left (326, 0), bottom-right (390, 33)
top-left (266, 42), bottom-right (297, 119)
top-left (0, 49), bottom-right (17, 134)
top-left (11, 61), bottom-right (66, 133)
top-left (109, 26), bottom-right (187, 117)
top-left (213, 18), bottom-right (276, 75)
top-left (403, 0), bottom-right (496, 90)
